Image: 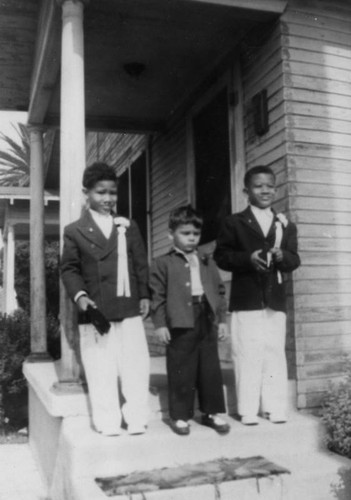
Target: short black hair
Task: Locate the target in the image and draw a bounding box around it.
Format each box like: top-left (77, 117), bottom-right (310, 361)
top-left (244, 165), bottom-right (276, 188)
top-left (82, 162), bottom-right (118, 190)
top-left (168, 205), bottom-right (203, 231)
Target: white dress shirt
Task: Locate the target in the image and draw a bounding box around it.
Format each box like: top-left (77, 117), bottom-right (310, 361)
top-left (250, 205), bottom-right (273, 237)
top-left (89, 209), bottom-right (113, 239)
top-left (174, 247), bottom-right (204, 296)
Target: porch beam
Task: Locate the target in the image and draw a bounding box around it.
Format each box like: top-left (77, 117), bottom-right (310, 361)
top-left (181, 0), bottom-right (287, 14)
top-left (44, 114), bottom-right (165, 134)
top-left (28, 0), bottom-right (61, 124)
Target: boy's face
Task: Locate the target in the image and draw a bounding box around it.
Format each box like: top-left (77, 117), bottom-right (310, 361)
top-left (84, 180), bottom-right (117, 215)
top-left (244, 173), bottom-right (276, 209)
top-left (171, 223), bottom-right (201, 253)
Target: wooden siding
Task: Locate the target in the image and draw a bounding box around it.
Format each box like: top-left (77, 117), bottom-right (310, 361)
top-left (281, 0), bottom-right (351, 408)
top-left (86, 132), bottom-right (146, 175)
top-left (150, 118), bottom-right (188, 257)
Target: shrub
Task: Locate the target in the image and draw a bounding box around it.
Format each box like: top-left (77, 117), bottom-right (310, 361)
top-left (0, 309), bottom-right (60, 430)
top-left (321, 362), bottom-right (351, 459)
top-left (15, 239), bottom-right (60, 317)
top-left (0, 310), bottom-right (30, 428)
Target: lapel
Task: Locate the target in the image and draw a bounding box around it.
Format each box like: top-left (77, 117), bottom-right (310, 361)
top-left (76, 210), bottom-right (117, 258)
top-left (197, 248), bottom-right (210, 288)
top-left (239, 206), bottom-right (265, 238)
top-left (240, 206), bottom-right (279, 241)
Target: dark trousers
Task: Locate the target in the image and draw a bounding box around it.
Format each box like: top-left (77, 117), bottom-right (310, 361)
top-left (166, 300), bottom-right (226, 421)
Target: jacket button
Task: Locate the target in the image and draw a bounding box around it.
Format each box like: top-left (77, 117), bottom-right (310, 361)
top-left (188, 302), bottom-right (192, 307)
top-left (185, 263), bottom-right (189, 268)
top-left (90, 244), bottom-right (95, 248)
top-left (185, 282), bottom-right (190, 287)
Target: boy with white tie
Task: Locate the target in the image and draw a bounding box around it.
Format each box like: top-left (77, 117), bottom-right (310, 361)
top-left (61, 162), bottom-right (150, 436)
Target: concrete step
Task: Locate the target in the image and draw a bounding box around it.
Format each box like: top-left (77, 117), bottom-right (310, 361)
top-left (26, 358), bottom-right (351, 500)
top-left (56, 412), bottom-right (324, 477)
top-left (49, 406), bottom-right (351, 500)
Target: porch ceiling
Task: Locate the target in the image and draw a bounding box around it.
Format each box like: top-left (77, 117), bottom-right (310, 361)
top-left (0, 0), bottom-right (286, 133)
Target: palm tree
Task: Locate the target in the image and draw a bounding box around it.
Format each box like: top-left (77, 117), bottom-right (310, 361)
top-left (0, 123), bottom-right (30, 187)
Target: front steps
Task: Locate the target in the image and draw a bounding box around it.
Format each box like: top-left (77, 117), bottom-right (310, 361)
top-left (24, 358), bottom-right (351, 500)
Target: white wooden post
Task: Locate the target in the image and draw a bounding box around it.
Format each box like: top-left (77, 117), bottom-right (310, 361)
top-left (27, 126), bottom-right (51, 361)
top-left (3, 224), bottom-right (18, 315)
top-left (56, 0), bottom-right (88, 387)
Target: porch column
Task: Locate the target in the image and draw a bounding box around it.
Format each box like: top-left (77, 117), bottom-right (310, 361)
top-left (56, 0), bottom-right (88, 385)
top-left (27, 126), bottom-right (51, 362)
top-left (3, 224), bottom-right (18, 314)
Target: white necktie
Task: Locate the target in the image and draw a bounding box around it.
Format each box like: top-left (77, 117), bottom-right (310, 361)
top-left (116, 226), bottom-right (131, 297)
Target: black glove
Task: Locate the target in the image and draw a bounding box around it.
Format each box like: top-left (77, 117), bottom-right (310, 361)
top-left (86, 305), bottom-right (111, 335)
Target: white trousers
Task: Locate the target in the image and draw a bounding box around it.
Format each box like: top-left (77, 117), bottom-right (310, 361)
top-left (79, 316), bottom-right (150, 432)
top-left (231, 308), bottom-right (287, 419)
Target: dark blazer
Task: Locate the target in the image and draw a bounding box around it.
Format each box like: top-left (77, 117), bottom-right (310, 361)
top-left (214, 206), bottom-right (300, 312)
top-left (61, 210), bottom-right (149, 323)
top-left (149, 248), bottom-right (227, 330)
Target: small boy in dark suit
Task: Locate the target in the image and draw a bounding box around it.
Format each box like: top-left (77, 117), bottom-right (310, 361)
top-left (61, 162), bottom-right (150, 436)
top-left (149, 205), bottom-right (230, 436)
top-left (214, 165), bottom-right (300, 425)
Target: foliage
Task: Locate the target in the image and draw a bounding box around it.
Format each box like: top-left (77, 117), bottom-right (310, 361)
top-left (15, 239), bottom-right (60, 318)
top-left (0, 309), bottom-right (60, 430)
top-left (321, 361), bottom-right (351, 459)
top-left (0, 310), bottom-right (30, 428)
top-left (0, 123), bottom-right (30, 187)
top-left (0, 238), bottom-right (61, 430)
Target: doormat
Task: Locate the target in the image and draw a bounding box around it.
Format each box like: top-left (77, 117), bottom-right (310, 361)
top-left (96, 456), bottom-right (290, 497)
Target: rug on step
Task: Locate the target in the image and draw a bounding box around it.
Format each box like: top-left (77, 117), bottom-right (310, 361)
top-left (96, 456), bottom-right (290, 496)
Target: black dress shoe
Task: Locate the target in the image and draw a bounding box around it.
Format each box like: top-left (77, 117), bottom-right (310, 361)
top-left (169, 419), bottom-right (190, 436)
top-left (201, 414), bottom-right (230, 435)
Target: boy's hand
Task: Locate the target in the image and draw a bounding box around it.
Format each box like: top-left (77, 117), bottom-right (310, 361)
top-left (140, 298), bottom-right (150, 319)
top-left (77, 295), bottom-right (96, 312)
top-left (270, 247), bottom-right (283, 263)
top-left (218, 323), bottom-right (228, 341)
top-left (250, 250), bottom-right (269, 272)
top-left (155, 327), bottom-right (171, 345)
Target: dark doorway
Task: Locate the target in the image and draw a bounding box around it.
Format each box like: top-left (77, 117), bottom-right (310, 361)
top-left (192, 88), bottom-right (231, 244)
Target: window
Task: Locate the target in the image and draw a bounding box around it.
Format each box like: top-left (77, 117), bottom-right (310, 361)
top-left (117, 152), bottom-right (148, 249)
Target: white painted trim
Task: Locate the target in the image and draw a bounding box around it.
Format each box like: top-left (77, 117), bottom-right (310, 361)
top-left (230, 59), bottom-right (247, 212)
top-left (146, 136), bottom-right (152, 262)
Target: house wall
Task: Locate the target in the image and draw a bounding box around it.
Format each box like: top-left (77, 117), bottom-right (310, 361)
top-left (149, 118), bottom-right (188, 257)
top-left (84, 0), bottom-right (351, 409)
top-left (281, 0), bottom-right (351, 408)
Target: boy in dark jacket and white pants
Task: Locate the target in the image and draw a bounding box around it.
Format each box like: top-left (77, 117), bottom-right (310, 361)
top-left (150, 206), bottom-right (230, 436)
top-left (61, 162), bottom-right (150, 436)
top-left (214, 166), bottom-right (300, 425)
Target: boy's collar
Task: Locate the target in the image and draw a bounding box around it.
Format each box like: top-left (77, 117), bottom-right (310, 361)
top-left (89, 208), bottom-right (112, 218)
top-left (249, 204), bottom-right (273, 215)
top-left (172, 246), bottom-right (197, 256)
